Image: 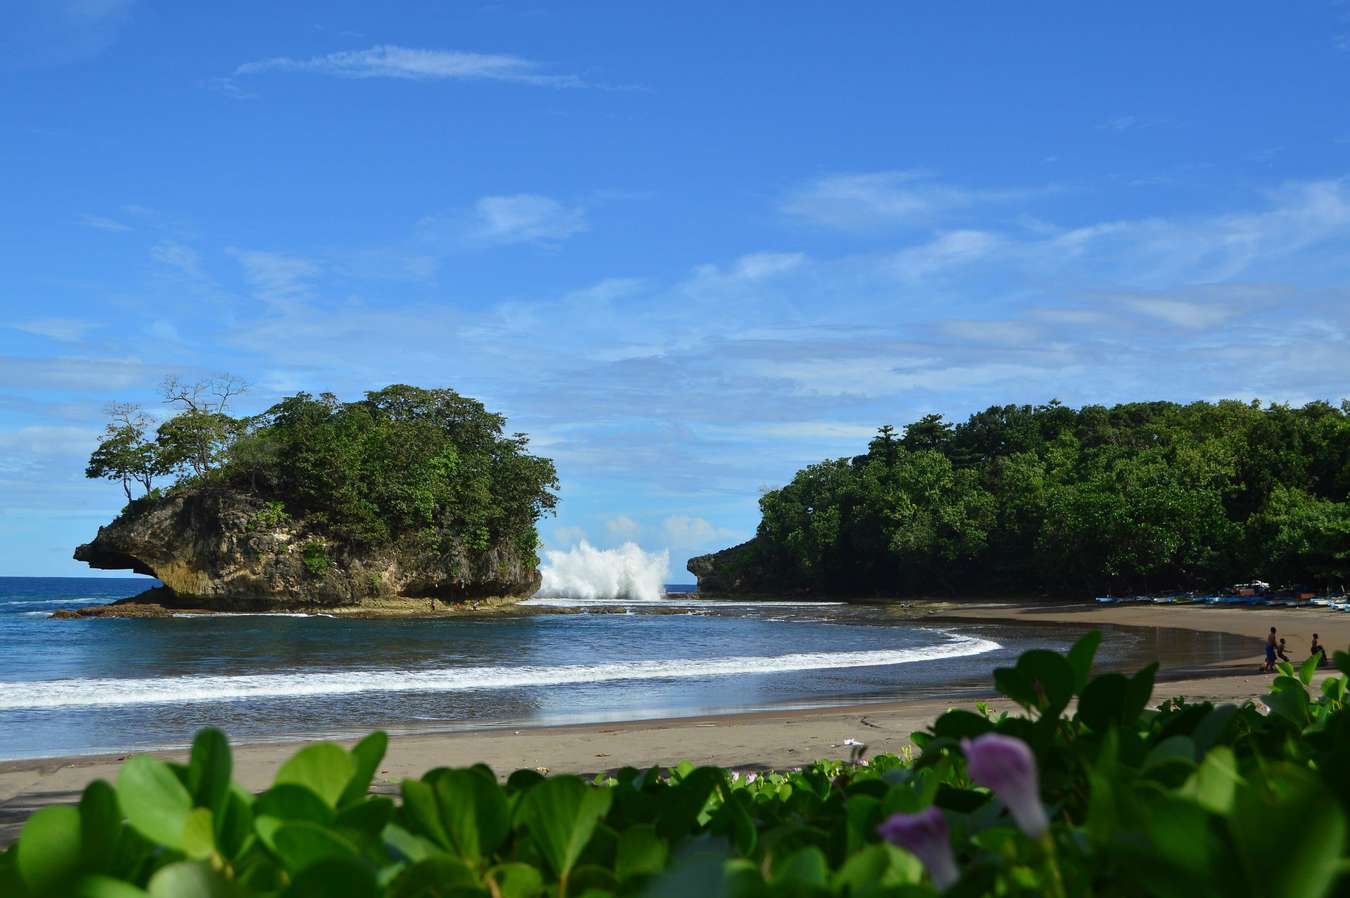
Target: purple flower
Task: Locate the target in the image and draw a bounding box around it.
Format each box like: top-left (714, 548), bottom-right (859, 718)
top-left (961, 733), bottom-right (1049, 837)
top-left (877, 807), bottom-right (959, 891)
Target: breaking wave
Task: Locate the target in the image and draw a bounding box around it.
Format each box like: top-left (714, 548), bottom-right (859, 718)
top-left (0, 633), bottom-right (1000, 710)
top-left (536, 541), bottom-right (669, 603)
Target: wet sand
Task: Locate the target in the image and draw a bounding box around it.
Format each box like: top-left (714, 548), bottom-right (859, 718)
top-left (0, 600), bottom-right (1335, 845)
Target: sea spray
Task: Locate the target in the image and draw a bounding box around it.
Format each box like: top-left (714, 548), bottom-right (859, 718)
top-left (536, 540), bottom-right (669, 602)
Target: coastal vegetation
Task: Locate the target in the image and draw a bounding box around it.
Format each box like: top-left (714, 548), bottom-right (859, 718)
top-left (87, 378), bottom-right (558, 553)
top-left (77, 378), bottom-right (557, 605)
top-left (6, 632), bottom-right (1350, 896)
top-left (696, 400), bottom-right (1350, 596)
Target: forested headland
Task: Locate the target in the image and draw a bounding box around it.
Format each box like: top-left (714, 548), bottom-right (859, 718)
top-left (77, 379), bottom-right (558, 606)
top-left (692, 400), bottom-right (1350, 597)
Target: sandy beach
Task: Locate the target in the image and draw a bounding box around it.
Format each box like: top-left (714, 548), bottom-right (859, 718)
top-left (0, 600), bottom-right (1337, 845)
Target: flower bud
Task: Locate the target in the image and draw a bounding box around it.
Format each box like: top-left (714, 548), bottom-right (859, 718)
top-left (877, 806), bottom-right (959, 891)
top-left (960, 733), bottom-right (1049, 837)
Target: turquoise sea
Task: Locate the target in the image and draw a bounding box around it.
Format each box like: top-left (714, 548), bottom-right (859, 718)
top-left (0, 577), bottom-right (1253, 759)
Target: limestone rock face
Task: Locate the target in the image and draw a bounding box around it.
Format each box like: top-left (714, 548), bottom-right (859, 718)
top-left (74, 490), bottom-right (542, 608)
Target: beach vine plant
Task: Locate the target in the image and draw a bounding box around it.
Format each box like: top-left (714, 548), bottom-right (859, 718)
top-left (6, 632), bottom-right (1350, 897)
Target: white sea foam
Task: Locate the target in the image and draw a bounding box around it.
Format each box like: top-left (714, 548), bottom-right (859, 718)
top-left (536, 541), bottom-right (669, 602)
top-left (523, 595), bottom-right (844, 609)
top-left (171, 612), bottom-right (334, 619)
top-left (0, 633), bottom-right (1000, 711)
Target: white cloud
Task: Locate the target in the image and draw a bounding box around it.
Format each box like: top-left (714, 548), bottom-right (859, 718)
top-left (751, 422), bottom-right (881, 440)
top-left (1098, 114), bottom-right (1139, 132)
top-left (549, 525), bottom-right (588, 547)
top-left (605, 515), bottom-right (640, 537)
top-left (0, 425), bottom-right (99, 458)
top-left (234, 45), bottom-right (584, 88)
top-left (13, 318), bottom-right (99, 342)
top-left (79, 213), bottom-right (131, 232)
top-left (1123, 298), bottom-right (1233, 329)
top-left (1034, 179), bottom-right (1350, 284)
top-left (0, 355), bottom-right (156, 391)
top-left (470, 194), bottom-right (588, 246)
top-left (228, 249), bottom-right (321, 304)
top-left (146, 320), bottom-right (187, 343)
top-left (889, 230), bottom-right (1000, 281)
top-left (661, 515), bottom-right (736, 550)
top-left (150, 241), bottom-right (204, 279)
top-left (782, 170), bottom-right (1024, 230)
top-left (941, 319), bottom-right (1041, 345)
top-left (1032, 308), bottom-right (1113, 327)
top-left (732, 252), bottom-right (806, 280)
top-left (3, 0), bottom-right (135, 69)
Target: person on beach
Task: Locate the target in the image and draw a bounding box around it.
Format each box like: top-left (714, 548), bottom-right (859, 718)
top-left (1277, 638), bottom-right (1291, 664)
top-left (1263, 627), bottom-right (1278, 673)
top-left (1311, 633), bottom-right (1328, 667)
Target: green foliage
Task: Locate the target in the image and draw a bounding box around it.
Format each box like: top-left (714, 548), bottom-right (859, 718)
top-left (248, 501), bottom-right (291, 532)
top-left (87, 383), bottom-right (558, 559)
top-left (224, 385), bottom-right (557, 551)
top-left (299, 542), bottom-right (331, 578)
top-left (748, 399), bottom-right (1350, 594)
top-left (12, 635), bottom-right (1350, 896)
top-left (86, 405), bottom-right (167, 502)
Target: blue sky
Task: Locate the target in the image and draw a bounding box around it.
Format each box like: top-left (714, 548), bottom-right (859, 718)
top-left (2, 1), bottom-right (1349, 579)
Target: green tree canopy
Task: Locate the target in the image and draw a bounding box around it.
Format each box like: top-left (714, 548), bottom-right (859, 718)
top-left (747, 400), bottom-right (1350, 595)
top-left (87, 382), bottom-right (557, 552)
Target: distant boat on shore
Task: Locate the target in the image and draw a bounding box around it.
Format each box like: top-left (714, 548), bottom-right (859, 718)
top-left (1095, 582), bottom-right (1348, 608)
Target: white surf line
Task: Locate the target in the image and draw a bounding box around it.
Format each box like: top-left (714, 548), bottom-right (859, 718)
top-left (523, 596), bottom-right (846, 608)
top-left (0, 634), bottom-right (1001, 711)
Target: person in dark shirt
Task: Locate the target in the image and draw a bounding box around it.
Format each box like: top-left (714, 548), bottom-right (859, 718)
top-left (1310, 633), bottom-right (1329, 667)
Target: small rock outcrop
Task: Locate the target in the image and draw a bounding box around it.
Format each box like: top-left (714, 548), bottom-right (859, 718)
top-left (74, 490), bottom-right (541, 609)
top-left (686, 539), bottom-right (782, 596)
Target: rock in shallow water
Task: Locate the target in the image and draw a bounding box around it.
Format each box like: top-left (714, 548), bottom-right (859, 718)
top-left (74, 489), bottom-right (541, 610)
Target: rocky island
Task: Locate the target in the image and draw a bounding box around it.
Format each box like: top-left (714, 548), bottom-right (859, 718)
top-left (71, 380), bottom-right (557, 613)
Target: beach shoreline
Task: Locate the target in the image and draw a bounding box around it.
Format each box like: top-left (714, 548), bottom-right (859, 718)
top-left (0, 598), bottom-right (1333, 845)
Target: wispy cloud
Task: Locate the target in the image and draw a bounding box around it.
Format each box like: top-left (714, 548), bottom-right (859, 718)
top-left (661, 515), bottom-right (736, 550)
top-left (889, 230), bottom-right (1000, 281)
top-left (782, 170), bottom-right (1027, 230)
top-left (413, 194), bottom-right (589, 252)
top-left (12, 318), bottom-right (100, 343)
top-left (940, 319), bottom-right (1041, 345)
top-left (4, 0), bottom-right (135, 69)
top-left (605, 515), bottom-right (640, 538)
top-left (79, 213), bottom-right (132, 232)
top-left (227, 249), bottom-right (321, 305)
top-left (1123, 298), bottom-right (1233, 329)
top-left (149, 240), bottom-right (204, 279)
top-left (1098, 114), bottom-right (1139, 132)
top-left (232, 45), bottom-right (585, 88)
top-left (206, 76), bottom-right (256, 101)
top-left (730, 252), bottom-right (805, 280)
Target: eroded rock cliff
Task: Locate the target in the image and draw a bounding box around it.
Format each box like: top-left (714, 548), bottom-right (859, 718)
top-left (686, 539), bottom-right (783, 596)
top-left (74, 490), bottom-right (541, 609)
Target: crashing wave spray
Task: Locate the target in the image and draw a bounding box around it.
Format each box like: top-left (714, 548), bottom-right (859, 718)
top-left (535, 541), bottom-right (669, 603)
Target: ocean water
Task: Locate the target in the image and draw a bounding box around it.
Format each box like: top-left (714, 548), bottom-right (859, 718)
top-left (0, 577), bottom-right (1250, 759)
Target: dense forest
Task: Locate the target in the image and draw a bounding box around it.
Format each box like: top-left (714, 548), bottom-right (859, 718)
top-left (742, 400), bottom-right (1350, 596)
top-left (86, 378), bottom-right (558, 553)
